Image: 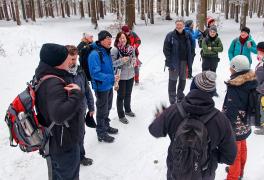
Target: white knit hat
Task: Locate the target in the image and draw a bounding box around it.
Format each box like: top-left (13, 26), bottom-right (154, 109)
top-left (83, 32), bottom-right (93, 38)
top-left (230, 55), bottom-right (250, 72)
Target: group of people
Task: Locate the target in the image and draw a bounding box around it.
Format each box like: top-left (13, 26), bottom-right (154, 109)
top-left (150, 17), bottom-right (264, 180)
top-left (31, 16), bottom-right (264, 180)
top-left (34, 25), bottom-right (141, 180)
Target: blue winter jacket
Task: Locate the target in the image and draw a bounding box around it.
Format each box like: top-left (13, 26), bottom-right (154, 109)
top-left (184, 27), bottom-right (202, 49)
top-left (228, 36), bottom-right (257, 64)
top-left (88, 42), bottom-right (115, 92)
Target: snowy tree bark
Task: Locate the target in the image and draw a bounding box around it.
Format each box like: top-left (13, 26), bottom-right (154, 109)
top-left (3, 0), bottom-right (10, 21)
top-left (225, 0), bottom-right (229, 19)
top-left (197, 0), bottom-right (207, 31)
top-left (240, 0), bottom-right (247, 29)
top-left (30, 0), bottom-right (36, 21)
top-left (15, 0), bottom-right (21, 25)
top-left (257, 0), bottom-right (263, 17)
top-left (181, 0), bottom-right (184, 16)
top-left (165, 0), bottom-right (172, 20)
top-left (157, 0), bottom-right (161, 15)
top-left (150, 0), bottom-right (154, 24)
top-left (11, 0), bottom-right (17, 21)
top-left (235, 3), bottom-right (239, 23)
top-left (141, 0), bottom-right (145, 20)
top-left (191, 0), bottom-right (195, 13)
top-left (99, 0), bottom-right (104, 19)
top-left (60, 0), bottom-right (65, 18)
top-left (36, 0), bottom-right (43, 18)
top-left (80, 0), bottom-right (85, 18)
top-left (249, 0), bottom-right (253, 18)
top-left (230, 2), bottom-right (235, 19)
top-left (65, 0), bottom-right (70, 17)
top-left (87, 0), bottom-right (91, 17)
top-left (126, 0), bottom-right (135, 28)
top-left (185, 0), bottom-right (189, 16)
top-left (175, 0), bottom-right (178, 15)
top-left (212, 0), bottom-right (215, 13)
top-left (91, 0), bottom-right (98, 28)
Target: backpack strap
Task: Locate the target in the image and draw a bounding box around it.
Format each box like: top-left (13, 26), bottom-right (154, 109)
top-left (176, 102), bottom-right (188, 119)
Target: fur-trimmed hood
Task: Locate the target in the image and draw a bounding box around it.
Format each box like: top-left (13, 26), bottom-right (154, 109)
top-left (226, 70), bottom-right (256, 86)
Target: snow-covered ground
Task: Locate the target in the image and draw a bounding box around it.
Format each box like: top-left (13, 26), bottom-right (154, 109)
top-left (0, 14), bottom-right (264, 180)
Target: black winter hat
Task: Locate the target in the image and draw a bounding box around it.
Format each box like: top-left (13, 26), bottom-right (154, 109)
top-left (257, 42), bottom-right (264, 52)
top-left (241, 27), bottom-right (250, 34)
top-left (40, 43), bottom-right (68, 67)
top-left (98, 30), bottom-right (112, 42)
top-left (185, 20), bottom-right (193, 28)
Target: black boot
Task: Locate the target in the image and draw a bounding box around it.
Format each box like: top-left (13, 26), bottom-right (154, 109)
top-left (107, 127), bottom-right (118, 134)
top-left (80, 157), bottom-right (93, 166)
top-left (98, 134), bottom-right (115, 143)
top-left (125, 111), bottom-right (135, 117)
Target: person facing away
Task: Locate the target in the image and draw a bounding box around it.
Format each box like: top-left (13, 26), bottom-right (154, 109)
top-left (121, 25), bottom-right (141, 85)
top-left (201, 26), bottom-right (223, 72)
top-left (163, 18), bottom-right (193, 104)
top-left (222, 55), bottom-right (257, 180)
top-left (65, 45), bottom-right (95, 166)
top-left (77, 32), bottom-right (94, 65)
top-left (35, 43), bottom-right (84, 180)
top-left (228, 27), bottom-right (257, 65)
top-left (184, 19), bottom-right (202, 78)
top-left (111, 32), bottom-right (137, 124)
top-left (254, 42), bottom-right (264, 135)
top-left (88, 30), bottom-right (119, 143)
top-left (149, 71), bottom-right (237, 180)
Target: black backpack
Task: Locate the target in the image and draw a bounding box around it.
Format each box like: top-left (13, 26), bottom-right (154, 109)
top-left (77, 44), bottom-right (103, 81)
top-left (171, 103), bottom-right (218, 180)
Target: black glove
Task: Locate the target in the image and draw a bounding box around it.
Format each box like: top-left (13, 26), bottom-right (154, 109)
top-left (85, 112), bottom-right (97, 128)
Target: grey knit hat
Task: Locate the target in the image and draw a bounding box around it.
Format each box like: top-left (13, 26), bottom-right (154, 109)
top-left (230, 55), bottom-right (250, 72)
top-left (209, 25), bottom-right (217, 33)
top-left (194, 71), bottom-right (217, 92)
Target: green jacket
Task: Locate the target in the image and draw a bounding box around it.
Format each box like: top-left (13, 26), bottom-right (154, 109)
top-left (202, 35), bottom-right (223, 58)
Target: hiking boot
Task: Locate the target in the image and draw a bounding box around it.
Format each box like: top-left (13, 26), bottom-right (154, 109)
top-left (107, 126), bottom-right (118, 134)
top-left (98, 134), bottom-right (115, 143)
top-left (80, 157), bottom-right (93, 166)
top-left (119, 117), bottom-right (129, 124)
top-left (254, 127), bottom-right (264, 135)
top-left (125, 111), bottom-right (135, 117)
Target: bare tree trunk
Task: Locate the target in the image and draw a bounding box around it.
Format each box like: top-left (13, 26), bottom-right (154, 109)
top-left (181, 0), bottom-right (184, 16)
top-left (55, 0), bottom-right (59, 16)
top-left (50, 0), bottom-right (54, 17)
top-left (150, 0), bottom-right (154, 24)
top-left (87, 0), bottom-right (91, 17)
top-left (191, 0), bottom-right (195, 13)
top-left (91, 0), bottom-right (98, 28)
top-left (11, 0), bottom-right (17, 21)
top-left (120, 0), bottom-right (124, 15)
top-left (147, 0), bottom-right (150, 19)
top-left (253, 0), bottom-right (257, 13)
top-left (0, 5), bottom-right (4, 20)
top-left (14, 0), bottom-right (21, 25)
top-left (225, 0), bottom-right (229, 19)
top-left (175, 0), bottom-right (178, 15)
top-left (212, 0), bottom-right (215, 13)
top-left (185, 0), bottom-right (189, 16)
top-left (99, 0), bottom-right (104, 18)
top-left (126, 0), bottom-right (135, 28)
top-left (197, 0), bottom-right (207, 32)
top-left (44, 0), bottom-right (49, 17)
top-left (157, 0), bottom-right (161, 15)
top-left (249, 0), bottom-right (253, 18)
top-left (141, 0), bottom-right (145, 19)
top-left (116, 0), bottom-right (120, 19)
top-left (20, 0), bottom-right (27, 21)
top-left (235, 4), bottom-right (239, 23)
top-left (230, 2), bottom-right (235, 19)
top-left (240, 0), bottom-right (247, 29)
top-left (165, 0), bottom-right (171, 19)
top-left (3, 0), bottom-right (10, 20)
top-left (96, 0), bottom-right (99, 20)
top-left (65, 0), bottom-right (70, 17)
top-left (61, 0), bottom-right (65, 18)
top-left (258, 0), bottom-right (263, 17)
top-left (37, 0), bottom-right (42, 18)
top-left (80, 0), bottom-right (84, 18)
top-left (30, 0), bottom-right (36, 21)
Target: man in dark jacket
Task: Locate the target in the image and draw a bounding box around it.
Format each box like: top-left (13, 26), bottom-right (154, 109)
top-left (65, 45), bottom-right (95, 166)
top-left (35, 43), bottom-right (84, 180)
top-left (163, 18), bottom-right (193, 104)
top-left (149, 71), bottom-right (237, 180)
top-left (88, 30), bottom-right (119, 143)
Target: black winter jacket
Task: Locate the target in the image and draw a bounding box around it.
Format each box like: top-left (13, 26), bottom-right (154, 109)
top-left (163, 29), bottom-right (192, 71)
top-left (223, 70), bottom-right (257, 141)
top-left (149, 89), bottom-right (237, 180)
top-left (35, 62), bottom-right (84, 154)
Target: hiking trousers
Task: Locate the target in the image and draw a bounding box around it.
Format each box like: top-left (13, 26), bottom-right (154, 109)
top-left (227, 140), bottom-right (247, 180)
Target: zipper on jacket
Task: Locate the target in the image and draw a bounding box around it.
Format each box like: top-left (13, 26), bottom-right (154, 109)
top-left (60, 126), bottom-right (64, 147)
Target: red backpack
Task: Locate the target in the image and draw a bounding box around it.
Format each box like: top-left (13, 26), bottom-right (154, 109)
top-left (4, 75), bottom-right (66, 156)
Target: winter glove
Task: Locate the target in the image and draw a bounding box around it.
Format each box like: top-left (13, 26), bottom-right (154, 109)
top-left (85, 112), bottom-right (97, 128)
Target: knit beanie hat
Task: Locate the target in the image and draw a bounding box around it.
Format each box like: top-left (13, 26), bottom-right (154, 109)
top-left (230, 55), bottom-right (250, 72)
top-left (207, 18), bottom-right (215, 26)
top-left (241, 27), bottom-right (250, 34)
top-left (121, 25), bottom-right (130, 33)
top-left (40, 43), bottom-right (68, 67)
top-left (209, 25), bottom-right (217, 33)
top-left (98, 30), bottom-right (112, 42)
top-left (257, 42), bottom-right (264, 53)
top-left (193, 71), bottom-right (217, 92)
top-left (185, 20), bottom-right (193, 28)
top-left (83, 32), bottom-right (93, 38)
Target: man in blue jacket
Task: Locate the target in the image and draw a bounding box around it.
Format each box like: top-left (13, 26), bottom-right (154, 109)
top-left (88, 30), bottom-right (119, 143)
top-left (228, 27), bottom-right (257, 65)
